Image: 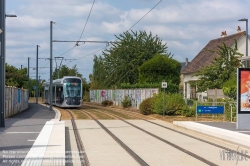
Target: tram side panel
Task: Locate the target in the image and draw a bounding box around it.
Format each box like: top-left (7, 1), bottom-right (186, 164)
top-left (42, 83), bottom-right (82, 108)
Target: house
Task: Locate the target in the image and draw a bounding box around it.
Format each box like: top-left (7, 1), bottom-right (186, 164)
top-left (179, 58), bottom-right (189, 93)
top-left (181, 27), bottom-right (250, 101)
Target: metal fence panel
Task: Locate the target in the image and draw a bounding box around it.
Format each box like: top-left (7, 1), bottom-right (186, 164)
top-left (90, 88), bottom-right (159, 108)
top-left (4, 87), bottom-right (28, 118)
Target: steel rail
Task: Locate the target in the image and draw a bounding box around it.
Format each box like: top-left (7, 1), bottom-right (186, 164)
top-left (65, 109), bottom-right (90, 166)
top-left (88, 108), bottom-right (218, 166)
top-left (82, 109), bottom-right (149, 166)
top-left (82, 105), bottom-right (218, 165)
top-left (83, 103), bottom-right (250, 159)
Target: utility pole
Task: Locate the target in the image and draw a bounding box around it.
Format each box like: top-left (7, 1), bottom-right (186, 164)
top-left (0, 1), bottom-right (16, 127)
top-left (36, 45), bottom-right (39, 104)
top-left (54, 57), bottom-right (64, 79)
top-left (28, 57), bottom-right (30, 99)
top-left (0, 0), bottom-right (5, 127)
top-left (50, 21), bottom-right (53, 111)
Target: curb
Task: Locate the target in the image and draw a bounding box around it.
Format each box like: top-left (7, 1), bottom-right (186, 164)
top-left (173, 121), bottom-right (250, 148)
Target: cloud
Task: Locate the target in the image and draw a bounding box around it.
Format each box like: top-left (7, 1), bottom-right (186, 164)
top-left (4, 0), bottom-right (250, 81)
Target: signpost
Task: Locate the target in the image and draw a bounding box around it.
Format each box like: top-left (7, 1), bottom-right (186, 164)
top-left (196, 106), bottom-right (224, 114)
top-left (196, 105), bottom-right (224, 121)
top-left (162, 81), bottom-right (167, 117)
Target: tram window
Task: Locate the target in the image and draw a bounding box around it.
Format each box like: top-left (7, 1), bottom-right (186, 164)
top-left (65, 83), bottom-right (81, 97)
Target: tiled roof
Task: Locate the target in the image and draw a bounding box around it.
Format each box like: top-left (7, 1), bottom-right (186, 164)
top-left (181, 31), bottom-right (245, 74)
top-left (180, 62), bottom-right (189, 71)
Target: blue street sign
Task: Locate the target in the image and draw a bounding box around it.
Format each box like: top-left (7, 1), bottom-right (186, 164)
top-left (33, 86), bottom-right (36, 90)
top-left (197, 106), bottom-right (224, 114)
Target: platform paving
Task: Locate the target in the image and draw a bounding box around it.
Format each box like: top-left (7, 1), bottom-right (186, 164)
top-left (0, 103), bottom-right (55, 166)
top-left (198, 122), bottom-right (250, 135)
top-left (173, 121), bottom-right (250, 149)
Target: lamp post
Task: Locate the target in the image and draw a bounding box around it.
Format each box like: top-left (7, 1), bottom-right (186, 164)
top-left (50, 21), bottom-right (53, 111)
top-left (36, 45), bottom-right (40, 104)
top-left (239, 18), bottom-right (248, 67)
top-left (28, 57), bottom-right (30, 99)
top-left (0, 0), bottom-right (17, 127)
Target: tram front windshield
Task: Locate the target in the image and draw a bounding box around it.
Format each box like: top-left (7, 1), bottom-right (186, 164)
top-left (63, 79), bottom-right (81, 97)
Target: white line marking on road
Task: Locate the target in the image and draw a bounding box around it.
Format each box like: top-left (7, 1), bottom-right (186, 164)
top-left (0, 132), bottom-right (39, 134)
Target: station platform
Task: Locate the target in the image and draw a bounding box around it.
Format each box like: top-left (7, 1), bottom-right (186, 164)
top-left (173, 121), bottom-right (250, 148)
top-left (0, 103), bottom-right (65, 166)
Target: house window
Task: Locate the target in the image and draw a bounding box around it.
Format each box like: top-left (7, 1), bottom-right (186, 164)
top-left (190, 86), bottom-right (197, 99)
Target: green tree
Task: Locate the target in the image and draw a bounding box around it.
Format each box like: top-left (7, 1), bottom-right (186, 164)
top-left (91, 30), bottom-right (172, 88)
top-left (53, 64), bottom-right (82, 79)
top-left (193, 40), bottom-right (242, 92)
top-left (6, 63), bottom-right (28, 88)
top-left (139, 54), bottom-right (181, 84)
top-left (222, 73), bottom-right (237, 100)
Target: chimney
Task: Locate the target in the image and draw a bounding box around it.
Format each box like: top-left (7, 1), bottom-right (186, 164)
top-left (185, 58), bottom-right (188, 66)
top-left (237, 26), bottom-right (241, 33)
top-left (221, 31), bottom-right (227, 37)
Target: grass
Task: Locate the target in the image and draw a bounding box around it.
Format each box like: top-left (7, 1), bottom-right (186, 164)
top-left (85, 109), bottom-right (116, 120)
top-left (72, 110), bottom-right (90, 119)
top-left (100, 109), bottom-right (136, 119)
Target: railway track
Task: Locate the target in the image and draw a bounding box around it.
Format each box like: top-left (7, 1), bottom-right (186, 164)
top-left (82, 104), bottom-right (250, 159)
top-left (82, 109), bottom-right (149, 166)
top-left (80, 107), bottom-right (218, 166)
top-left (65, 109), bottom-right (90, 166)
top-left (60, 104), bottom-right (250, 165)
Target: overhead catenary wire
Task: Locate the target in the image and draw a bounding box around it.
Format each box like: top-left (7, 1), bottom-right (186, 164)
top-left (42, 0), bottom-right (96, 71)
top-left (44, 0), bottom-right (162, 80)
top-left (76, 0), bottom-right (96, 46)
top-left (127, 0), bottom-right (162, 32)
top-left (67, 0), bottom-right (163, 63)
top-left (63, 0), bottom-right (163, 83)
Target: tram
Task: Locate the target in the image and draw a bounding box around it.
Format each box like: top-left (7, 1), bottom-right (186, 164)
top-left (42, 76), bottom-right (82, 108)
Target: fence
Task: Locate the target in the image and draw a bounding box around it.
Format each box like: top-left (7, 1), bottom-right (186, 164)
top-left (5, 87), bottom-right (29, 118)
top-left (90, 88), bottom-right (159, 109)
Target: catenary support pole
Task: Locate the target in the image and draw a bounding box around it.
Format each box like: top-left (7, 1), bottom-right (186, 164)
top-left (36, 45), bottom-right (39, 104)
top-left (0, 0), bottom-right (5, 127)
top-left (50, 21), bottom-right (53, 111)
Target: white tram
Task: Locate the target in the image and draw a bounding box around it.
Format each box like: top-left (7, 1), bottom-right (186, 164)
top-left (42, 76), bottom-right (82, 108)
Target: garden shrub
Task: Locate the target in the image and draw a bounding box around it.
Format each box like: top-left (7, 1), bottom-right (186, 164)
top-left (181, 105), bottom-right (196, 117)
top-left (151, 92), bottom-right (164, 114)
top-left (165, 93), bottom-right (186, 115)
top-left (101, 100), bottom-right (113, 106)
top-left (122, 96), bottom-right (132, 108)
top-left (139, 97), bottom-right (153, 115)
top-left (151, 92), bottom-right (186, 115)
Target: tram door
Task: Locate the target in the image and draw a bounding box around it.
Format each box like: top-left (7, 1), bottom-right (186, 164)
top-left (56, 86), bottom-right (63, 104)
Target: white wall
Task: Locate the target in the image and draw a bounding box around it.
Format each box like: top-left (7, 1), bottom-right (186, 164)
top-left (235, 34), bottom-right (250, 58)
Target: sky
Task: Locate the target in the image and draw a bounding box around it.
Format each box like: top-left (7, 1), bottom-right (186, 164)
top-left (4, 0), bottom-right (250, 82)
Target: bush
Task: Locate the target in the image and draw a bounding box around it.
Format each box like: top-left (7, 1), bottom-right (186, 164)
top-left (139, 97), bottom-right (153, 115)
top-left (151, 92), bottom-right (186, 115)
top-left (101, 100), bottom-right (113, 106)
top-left (122, 96), bottom-right (132, 108)
top-left (181, 105), bottom-right (195, 117)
